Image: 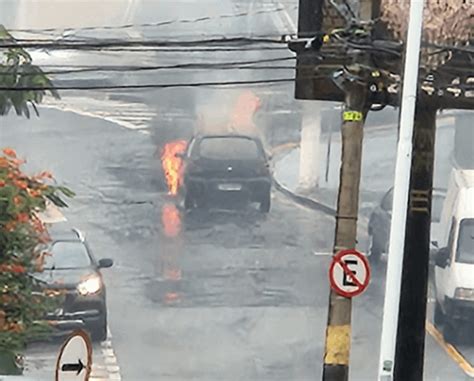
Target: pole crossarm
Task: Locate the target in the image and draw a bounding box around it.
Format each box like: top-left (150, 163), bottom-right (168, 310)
top-left (290, 0), bottom-right (474, 110)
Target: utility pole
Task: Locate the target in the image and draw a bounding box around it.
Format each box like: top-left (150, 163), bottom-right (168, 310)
top-left (394, 103), bottom-right (437, 380)
top-left (378, 1), bottom-right (425, 379)
top-left (299, 101), bottom-right (322, 190)
top-left (322, 77), bottom-right (368, 381)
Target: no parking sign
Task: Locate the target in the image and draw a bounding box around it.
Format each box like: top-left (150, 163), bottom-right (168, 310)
top-left (329, 249), bottom-right (371, 298)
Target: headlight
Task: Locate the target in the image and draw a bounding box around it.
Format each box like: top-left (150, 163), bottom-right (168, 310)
top-left (454, 287), bottom-right (474, 301)
top-left (77, 275), bottom-right (102, 296)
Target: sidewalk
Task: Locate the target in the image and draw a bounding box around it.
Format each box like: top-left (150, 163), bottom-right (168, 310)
top-left (272, 117), bottom-right (457, 223)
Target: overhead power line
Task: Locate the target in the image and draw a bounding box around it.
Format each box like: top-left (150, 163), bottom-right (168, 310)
top-left (0, 36), bottom-right (287, 50)
top-left (0, 77), bottom-right (297, 91)
top-left (0, 57), bottom-right (297, 76)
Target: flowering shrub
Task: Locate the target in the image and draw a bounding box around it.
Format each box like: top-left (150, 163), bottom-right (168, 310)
top-left (0, 148), bottom-right (73, 355)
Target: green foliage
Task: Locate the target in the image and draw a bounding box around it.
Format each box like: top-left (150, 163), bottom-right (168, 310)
top-left (0, 24), bottom-right (60, 118)
top-left (0, 149), bottom-right (72, 357)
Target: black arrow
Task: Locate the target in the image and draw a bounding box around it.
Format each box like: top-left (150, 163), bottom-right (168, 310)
top-left (61, 359), bottom-right (85, 375)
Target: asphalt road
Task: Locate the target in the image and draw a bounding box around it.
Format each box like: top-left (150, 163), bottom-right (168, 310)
top-left (3, 104), bottom-right (473, 380)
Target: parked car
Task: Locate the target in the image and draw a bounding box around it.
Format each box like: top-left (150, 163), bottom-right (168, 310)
top-left (34, 227), bottom-right (113, 341)
top-left (367, 187), bottom-right (446, 262)
top-left (179, 134), bottom-right (272, 212)
top-left (433, 170), bottom-right (474, 343)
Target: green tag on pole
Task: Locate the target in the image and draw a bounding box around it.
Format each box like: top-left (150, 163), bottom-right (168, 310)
top-left (343, 111), bottom-right (363, 122)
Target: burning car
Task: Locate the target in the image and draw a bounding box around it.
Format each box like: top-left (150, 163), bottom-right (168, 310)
top-left (177, 133), bottom-right (272, 212)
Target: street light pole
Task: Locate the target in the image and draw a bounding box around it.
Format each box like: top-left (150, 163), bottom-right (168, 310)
top-left (377, 0), bottom-right (425, 379)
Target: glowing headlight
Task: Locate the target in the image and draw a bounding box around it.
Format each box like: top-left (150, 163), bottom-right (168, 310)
top-left (454, 288), bottom-right (474, 301)
top-left (77, 275), bottom-right (102, 296)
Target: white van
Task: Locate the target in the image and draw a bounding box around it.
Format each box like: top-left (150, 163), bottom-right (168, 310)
top-left (434, 169), bottom-right (474, 343)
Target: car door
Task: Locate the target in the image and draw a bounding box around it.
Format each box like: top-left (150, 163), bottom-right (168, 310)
top-left (435, 218), bottom-right (456, 306)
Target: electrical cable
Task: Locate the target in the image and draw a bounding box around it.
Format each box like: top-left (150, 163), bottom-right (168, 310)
top-left (0, 56), bottom-right (297, 76)
top-left (0, 75), bottom-right (330, 91)
top-left (0, 36), bottom-right (288, 50)
top-left (0, 78), bottom-right (294, 91)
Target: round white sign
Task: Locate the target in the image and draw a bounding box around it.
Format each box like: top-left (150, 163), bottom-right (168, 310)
top-left (55, 330), bottom-right (92, 381)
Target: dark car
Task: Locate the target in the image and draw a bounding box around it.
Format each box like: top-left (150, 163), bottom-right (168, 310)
top-left (34, 227), bottom-right (113, 341)
top-left (180, 134), bottom-right (272, 212)
top-left (367, 187), bottom-right (446, 262)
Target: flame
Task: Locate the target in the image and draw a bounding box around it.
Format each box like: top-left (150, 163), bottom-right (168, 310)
top-left (161, 140), bottom-right (187, 195)
top-left (229, 90), bottom-right (261, 132)
top-left (161, 203), bottom-right (182, 238)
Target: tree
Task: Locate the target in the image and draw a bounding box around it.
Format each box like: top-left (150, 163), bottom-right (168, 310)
top-left (0, 26), bottom-right (71, 375)
top-left (0, 24), bottom-right (59, 117)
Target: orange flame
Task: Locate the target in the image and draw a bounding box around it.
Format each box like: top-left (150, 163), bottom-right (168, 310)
top-left (161, 203), bottom-right (182, 238)
top-left (229, 91), bottom-right (261, 132)
top-left (161, 140), bottom-right (187, 195)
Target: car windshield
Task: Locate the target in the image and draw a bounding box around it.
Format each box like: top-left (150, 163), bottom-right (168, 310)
top-left (43, 241), bottom-right (91, 269)
top-left (198, 137), bottom-right (261, 160)
top-left (456, 218), bottom-right (474, 264)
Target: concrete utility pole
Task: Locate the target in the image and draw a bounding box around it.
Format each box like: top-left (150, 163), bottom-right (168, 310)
top-left (299, 101), bottom-right (322, 190)
top-left (377, 1), bottom-right (425, 379)
top-left (394, 104), bottom-right (437, 380)
top-left (322, 79), bottom-right (368, 381)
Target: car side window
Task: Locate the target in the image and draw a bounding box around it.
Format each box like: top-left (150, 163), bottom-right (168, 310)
top-left (187, 138), bottom-right (196, 158)
top-left (447, 217), bottom-right (457, 259)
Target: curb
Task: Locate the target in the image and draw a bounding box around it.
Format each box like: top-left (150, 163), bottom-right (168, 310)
top-left (271, 144), bottom-right (337, 216)
top-left (272, 178), bottom-right (336, 216)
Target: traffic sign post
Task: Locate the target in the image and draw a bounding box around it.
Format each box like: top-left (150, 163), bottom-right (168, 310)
top-left (329, 249), bottom-right (371, 298)
top-left (55, 330), bottom-right (92, 381)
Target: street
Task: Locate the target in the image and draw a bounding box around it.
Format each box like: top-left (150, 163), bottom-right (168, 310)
top-left (1, 1), bottom-right (473, 380)
top-left (2, 104), bottom-right (472, 380)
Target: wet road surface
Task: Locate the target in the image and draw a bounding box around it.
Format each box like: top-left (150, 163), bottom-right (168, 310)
top-left (3, 108), bottom-right (472, 380)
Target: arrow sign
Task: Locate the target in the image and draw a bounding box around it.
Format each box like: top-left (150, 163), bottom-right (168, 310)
top-left (61, 359), bottom-right (85, 375)
top-left (55, 330), bottom-right (92, 381)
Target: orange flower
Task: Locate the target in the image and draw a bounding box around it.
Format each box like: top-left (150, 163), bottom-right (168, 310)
top-left (14, 180), bottom-right (28, 190)
top-left (11, 158), bottom-right (25, 167)
top-left (16, 213), bottom-right (29, 223)
top-left (38, 171), bottom-right (53, 179)
top-left (0, 180), bottom-right (5, 187)
top-left (4, 221), bottom-right (17, 232)
top-left (13, 195), bottom-right (23, 206)
top-left (0, 264), bottom-right (26, 274)
top-left (2, 148), bottom-right (17, 158)
top-left (0, 158), bottom-right (8, 168)
top-left (11, 265), bottom-right (26, 274)
top-left (27, 188), bottom-right (41, 197)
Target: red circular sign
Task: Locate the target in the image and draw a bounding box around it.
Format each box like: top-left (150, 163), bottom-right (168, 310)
top-left (329, 249), bottom-right (371, 298)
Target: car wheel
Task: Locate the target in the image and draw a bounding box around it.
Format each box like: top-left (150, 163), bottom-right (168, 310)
top-left (259, 193), bottom-right (271, 213)
top-left (434, 301), bottom-right (445, 326)
top-left (90, 312), bottom-right (107, 342)
top-left (443, 320), bottom-right (458, 344)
